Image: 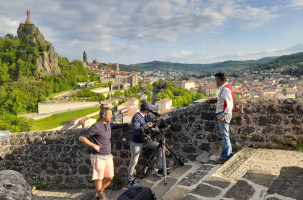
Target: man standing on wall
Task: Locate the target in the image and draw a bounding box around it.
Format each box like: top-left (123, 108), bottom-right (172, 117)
top-left (79, 107), bottom-right (131, 200)
top-left (205, 72), bottom-right (233, 164)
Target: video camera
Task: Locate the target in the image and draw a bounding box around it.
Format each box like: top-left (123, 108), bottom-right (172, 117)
top-left (140, 111), bottom-right (170, 142)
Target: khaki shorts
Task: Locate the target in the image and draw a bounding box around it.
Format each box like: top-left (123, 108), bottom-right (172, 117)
top-left (90, 154), bottom-right (114, 180)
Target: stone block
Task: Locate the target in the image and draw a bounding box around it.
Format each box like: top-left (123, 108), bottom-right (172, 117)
top-left (203, 176), bottom-right (231, 189)
top-left (199, 143), bottom-right (211, 152)
top-left (204, 121), bottom-right (215, 132)
top-left (79, 165), bottom-right (90, 174)
top-left (258, 116), bottom-right (270, 126)
top-left (182, 144), bottom-right (196, 153)
top-left (192, 183), bottom-right (221, 197)
top-left (224, 180), bottom-right (255, 200)
top-left (267, 166), bottom-right (303, 200)
top-left (201, 112), bottom-right (215, 120)
top-left (171, 124), bottom-right (182, 132)
top-left (161, 185), bottom-right (191, 200)
top-left (153, 177), bottom-right (178, 199)
top-left (243, 170), bottom-right (277, 188)
top-left (178, 171), bottom-right (208, 186)
top-left (169, 165), bottom-right (192, 179)
top-left (182, 194), bottom-right (200, 200)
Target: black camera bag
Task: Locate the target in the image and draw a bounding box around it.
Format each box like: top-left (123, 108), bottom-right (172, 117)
top-left (118, 184), bottom-right (156, 200)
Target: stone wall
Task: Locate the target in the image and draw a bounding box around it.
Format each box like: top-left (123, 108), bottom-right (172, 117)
top-left (0, 99), bottom-right (302, 189)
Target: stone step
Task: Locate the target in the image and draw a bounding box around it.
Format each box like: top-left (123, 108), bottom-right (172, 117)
top-left (266, 166), bottom-right (303, 200)
top-left (211, 147), bottom-right (257, 182)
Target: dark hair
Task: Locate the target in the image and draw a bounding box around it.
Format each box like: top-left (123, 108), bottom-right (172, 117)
top-left (100, 103), bottom-right (105, 109)
top-left (98, 107), bottom-right (111, 121)
top-left (215, 72), bottom-right (227, 82)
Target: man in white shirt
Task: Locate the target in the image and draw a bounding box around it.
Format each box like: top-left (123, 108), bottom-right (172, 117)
top-left (205, 72), bottom-right (233, 164)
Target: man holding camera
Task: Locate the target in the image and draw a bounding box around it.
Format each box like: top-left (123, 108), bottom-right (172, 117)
top-left (205, 72), bottom-right (233, 164)
top-left (128, 101), bottom-right (168, 186)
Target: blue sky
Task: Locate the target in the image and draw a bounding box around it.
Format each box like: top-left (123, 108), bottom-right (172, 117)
top-left (1, 0), bottom-right (303, 64)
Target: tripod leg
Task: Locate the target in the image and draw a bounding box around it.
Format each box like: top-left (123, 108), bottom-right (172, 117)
top-left (132, 144), bottom-right (160, 183)
top-left (166, 145), bottom-right (184, 166)
top-left (161, 146), bottom-right (167, 185)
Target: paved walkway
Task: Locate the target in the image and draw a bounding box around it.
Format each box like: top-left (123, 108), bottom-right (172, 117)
top-left (32, 148), bottom-right (303, 200)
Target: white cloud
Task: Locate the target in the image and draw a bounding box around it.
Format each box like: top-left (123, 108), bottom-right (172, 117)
top-left (0, 15), bottom-right (20, 36)
top-left (289, 0), bottom-right (303, 7)
top-left (172, 51), bottom-right (193, 58)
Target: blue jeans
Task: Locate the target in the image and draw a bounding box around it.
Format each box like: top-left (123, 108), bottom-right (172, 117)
top-left (216, 112), bottom-right (232, 160)
top-left (128, 141), bottom-right (163, 181)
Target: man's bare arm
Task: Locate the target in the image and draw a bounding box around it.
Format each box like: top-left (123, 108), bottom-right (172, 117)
top-left (79, 136), bottom-right (100, 152)
top-left (205, 96), bottom-right (218, 104)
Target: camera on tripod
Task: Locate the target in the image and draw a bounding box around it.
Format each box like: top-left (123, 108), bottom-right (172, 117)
top-left (140, 111), bottom-right (170, 142)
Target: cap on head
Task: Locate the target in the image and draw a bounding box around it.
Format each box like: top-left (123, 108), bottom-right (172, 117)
top-left (215, 72), bottom-right (227, 81)
top-left (140, 101), bottom-right (156, 111)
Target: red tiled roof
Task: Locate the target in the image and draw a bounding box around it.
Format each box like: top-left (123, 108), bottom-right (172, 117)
top-left (156, 98), bottom-right (172, 103)
top-left (80, 117), bottom-right (91, 122)
top-left (70, 117), bottom-right (80, 122)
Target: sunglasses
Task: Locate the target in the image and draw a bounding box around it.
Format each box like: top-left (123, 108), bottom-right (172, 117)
top-left (104, 124), bottom-right (109, 131)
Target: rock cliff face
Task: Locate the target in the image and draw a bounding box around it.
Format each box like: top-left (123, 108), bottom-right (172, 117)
top-left (17, 23), bottom-right (61, 75)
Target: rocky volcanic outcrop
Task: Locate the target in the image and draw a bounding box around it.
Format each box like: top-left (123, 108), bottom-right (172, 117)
top-left (17, 23), bottom-right (61, 75)
top-left (0, 170), bottom-right (32, 200)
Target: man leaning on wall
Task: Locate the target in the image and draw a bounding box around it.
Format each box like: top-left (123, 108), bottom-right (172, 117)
top-left (79, 107), bottom-right (131, 200)
top-left (205, 72), bottom-right (234, 164)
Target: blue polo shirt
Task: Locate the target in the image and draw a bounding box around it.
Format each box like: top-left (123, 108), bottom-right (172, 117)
top-left (82, 121), bottom-right (128, 155)
top-left (131, 112), bottom-right (152, 143)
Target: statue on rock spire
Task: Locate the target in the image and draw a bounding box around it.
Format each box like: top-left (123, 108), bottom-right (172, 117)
top-left (25, 9), bottom-right (32, 24)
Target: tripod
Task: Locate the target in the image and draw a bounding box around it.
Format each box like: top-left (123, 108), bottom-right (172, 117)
top-left (132, 133), bottom-right (184, 186)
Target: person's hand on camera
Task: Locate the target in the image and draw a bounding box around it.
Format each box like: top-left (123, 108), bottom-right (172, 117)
top-left (147, 122), bottom-right (154, 127)
top-left (128, 121), bottom-right (132, 125)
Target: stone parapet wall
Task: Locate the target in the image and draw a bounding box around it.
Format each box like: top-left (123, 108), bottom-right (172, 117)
top-left (0, 99), bottom-right (302, 189)
top-left (91, 87), bottom-right (109, 93)
top-left (38, 101), bottom-right (99, 114)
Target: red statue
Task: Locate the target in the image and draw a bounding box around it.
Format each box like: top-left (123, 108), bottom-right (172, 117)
top-left (25, 9), bottom-right (32, 24)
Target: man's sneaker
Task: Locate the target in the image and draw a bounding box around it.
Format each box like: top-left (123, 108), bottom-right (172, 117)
top-left (96, 192), bottom-right (106, 200)
top-left (128, 180), bottom-right (135, 187)
top-left (157, 169), bottom-right (170, 176)
top-left (215, 158), bottom-right (227, 164)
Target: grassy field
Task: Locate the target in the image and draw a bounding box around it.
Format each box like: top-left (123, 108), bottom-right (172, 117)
top-left (32, 107), bottom-right (100, 131)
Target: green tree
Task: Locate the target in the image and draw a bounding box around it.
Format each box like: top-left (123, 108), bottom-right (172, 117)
top-left (108, 81), bottom-right (113, 90)
top-left (147, 84), bottom-right (153, 91)
top-left (152, 81), bottom-right (159, 88)
top-left (0, 62), bottom-right (11, 82)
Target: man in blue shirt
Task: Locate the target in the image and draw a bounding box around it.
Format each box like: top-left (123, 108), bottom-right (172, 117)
top-left (128, 101), bottom-right (167, 185)
top-left (79, 107), bottom-right (130, 200)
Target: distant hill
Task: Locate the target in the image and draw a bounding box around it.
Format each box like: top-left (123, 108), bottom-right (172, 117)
top-left (252, 52), bottom-right (303, 77)
top-left (253, 52), bottom-right (303, 71)
top-left (120, 57), bottom-right (277, 74)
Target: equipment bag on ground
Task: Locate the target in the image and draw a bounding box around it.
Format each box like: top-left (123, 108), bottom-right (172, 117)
top-left (117, 184), bottom-right (156, 200)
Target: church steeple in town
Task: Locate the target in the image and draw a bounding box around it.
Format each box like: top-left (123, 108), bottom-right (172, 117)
top-left (83, 50), bottom-right (88, 64)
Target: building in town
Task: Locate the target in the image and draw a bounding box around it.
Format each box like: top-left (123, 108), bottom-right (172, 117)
top-left (199, 85), bottom-right (218, 96)
top-left (155, 98), bottom-right (172, 111)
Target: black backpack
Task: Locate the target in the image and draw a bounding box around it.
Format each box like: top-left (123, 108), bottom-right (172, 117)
top-left (117, 184), bottom-right (156, 200)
